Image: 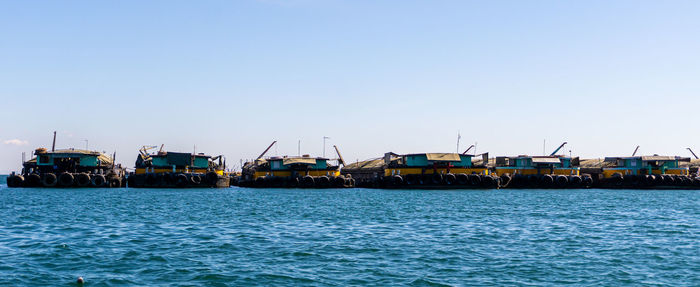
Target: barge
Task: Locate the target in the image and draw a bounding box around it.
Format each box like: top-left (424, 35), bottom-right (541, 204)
top-left (597, 155), bottom-right (699, 189)
top-left (237, 141), bottom-right (354, 188)
top-left (493, 155), bottom-right (591, 188)
top-left (127, 145), bottom-right (230, 188)
top-left (342, 152), bottom-right (499, 189)
top-left (7, 147), bottom-right (125, 188)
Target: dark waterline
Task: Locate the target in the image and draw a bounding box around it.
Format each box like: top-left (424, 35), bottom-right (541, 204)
top-left (0, 180), bottom-right (698, 286)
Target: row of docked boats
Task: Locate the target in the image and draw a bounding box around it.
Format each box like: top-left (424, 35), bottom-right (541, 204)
top-left (5, 136), bottom-right (700, 190)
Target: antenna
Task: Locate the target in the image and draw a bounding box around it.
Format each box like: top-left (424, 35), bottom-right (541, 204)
top-left (543, 139), bottom-right (546, 156)
top-left (83, 139), bottom-right (88, 150)
top-left (456, 131), bottom-right (461, 153)
top-left (298, 140), bottom-right (301, 156)
top-left (323, 136), bottom-right (330, 158)
top-left (687, 148), bottom-right (699, 159)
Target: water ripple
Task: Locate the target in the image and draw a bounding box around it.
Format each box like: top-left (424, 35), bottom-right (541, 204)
top-left (0, 186), bottom-right (697, 286)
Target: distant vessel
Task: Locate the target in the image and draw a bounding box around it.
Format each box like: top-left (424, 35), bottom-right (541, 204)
top-left (6, 132), bottom-right (125, 188)
top-left (599, 155), bottom-right (699, 189)
top-left (127, 145), bottom-right (230, 188)
top-left (342, 152), bottom-right (499, 189)
top-left (237, 141), bottom-right (354, 188)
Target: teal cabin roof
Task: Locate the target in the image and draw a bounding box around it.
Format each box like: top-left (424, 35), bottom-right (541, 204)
top-left (33, 148), bottom-right (113, 167)
top-left (497, 155), bottom-right (573, 168)
top-left (403, 153), bottom-right (473, 168)
top-left (148, 152), bottom-right (212, 168)
top-left (604, 155), bottom-right (690, 169)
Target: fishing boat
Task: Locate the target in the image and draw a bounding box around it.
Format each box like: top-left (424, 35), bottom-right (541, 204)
top-left (6, 132), bottom-right (126, 188)
top-left (127, 145), bottom-right (230, 188)
top-left (599, 155), bottom-right (699, 189)
top-left (492, 142), bottom-right (592, 188)
top-left (237, 141), bottom-right (354, 188)
top-left (342, 151), bottom-right (498, 189)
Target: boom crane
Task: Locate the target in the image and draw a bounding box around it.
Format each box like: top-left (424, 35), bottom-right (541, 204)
top-left (139, 145), bottom-right (158, 161)
top-left (333, 145), bottom-right (346, 166)
top-left (632, 146), bottom-right (640, 156)
top-left (462, 144), bottom-right (475, 155)
top-left (256, 141), bottom-right (277, 160)
top-left (687, 148), bottom-right (699, 159)
top-left (549, 142), bottom-right (567, 156)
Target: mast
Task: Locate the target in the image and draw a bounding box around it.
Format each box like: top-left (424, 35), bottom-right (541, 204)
top-left (51, 131), bottom-right (56, 151)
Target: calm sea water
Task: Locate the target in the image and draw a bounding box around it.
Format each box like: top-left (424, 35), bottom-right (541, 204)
top-left (0, 176), bottom-right (698, 286)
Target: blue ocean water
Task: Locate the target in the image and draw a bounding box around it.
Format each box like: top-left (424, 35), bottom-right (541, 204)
top-left (0, 181), bottom-right (698, 286)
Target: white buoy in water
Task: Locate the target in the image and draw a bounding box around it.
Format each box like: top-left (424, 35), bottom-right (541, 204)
top-left (77, 277), bottom-right (84, 284)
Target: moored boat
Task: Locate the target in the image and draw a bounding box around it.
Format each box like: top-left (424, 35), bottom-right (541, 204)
top-left (7, 132), bottom-right (126, 188)
top-left (237, 141), bottom-right (354, 188)
top-left (598, 155), bottom-right (698, 189)
top-left (493, 155), bottom-right (590, 188)
top-left (342, 152), bottom-right (498, 189)
top-left (127, 145), bottom-right (230, 188)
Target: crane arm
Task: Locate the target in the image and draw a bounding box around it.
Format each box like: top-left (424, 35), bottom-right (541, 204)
top-left (462, 144), bottom-right (475, 155)
top-left (632, 145), bottom-right (640, 156)
top-left (256, 141), bottom-right (277, 160)
top-left (333, 145), bottom-right (346, 166)
top-left (549, 142), bottom-right (568, 156)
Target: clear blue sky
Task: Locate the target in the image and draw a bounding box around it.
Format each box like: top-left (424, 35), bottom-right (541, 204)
top-left (1, 0), bottom-right (699, 173)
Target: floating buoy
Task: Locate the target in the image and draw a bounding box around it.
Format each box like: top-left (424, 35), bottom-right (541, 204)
top-left (77, 277), bottom-right (84, 284)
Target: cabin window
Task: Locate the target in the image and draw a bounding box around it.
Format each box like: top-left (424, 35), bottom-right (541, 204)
top-left (39, 155), bottom-right (49, 164)
top-left (630, 160), bottom-right (637, 167)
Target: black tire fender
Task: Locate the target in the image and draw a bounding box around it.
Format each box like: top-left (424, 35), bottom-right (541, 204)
top-left (444, 173), bottom-right (456, 185)
top-left (58, 173), bottom-right (74, 187)
top-left (92, 174), bottom-right (106, 187)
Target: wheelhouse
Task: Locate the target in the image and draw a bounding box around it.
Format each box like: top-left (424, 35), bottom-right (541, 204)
top-left (135, 151), bottom-right (224, 175)
top-left (494, 155), bottom-right (580, 176)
